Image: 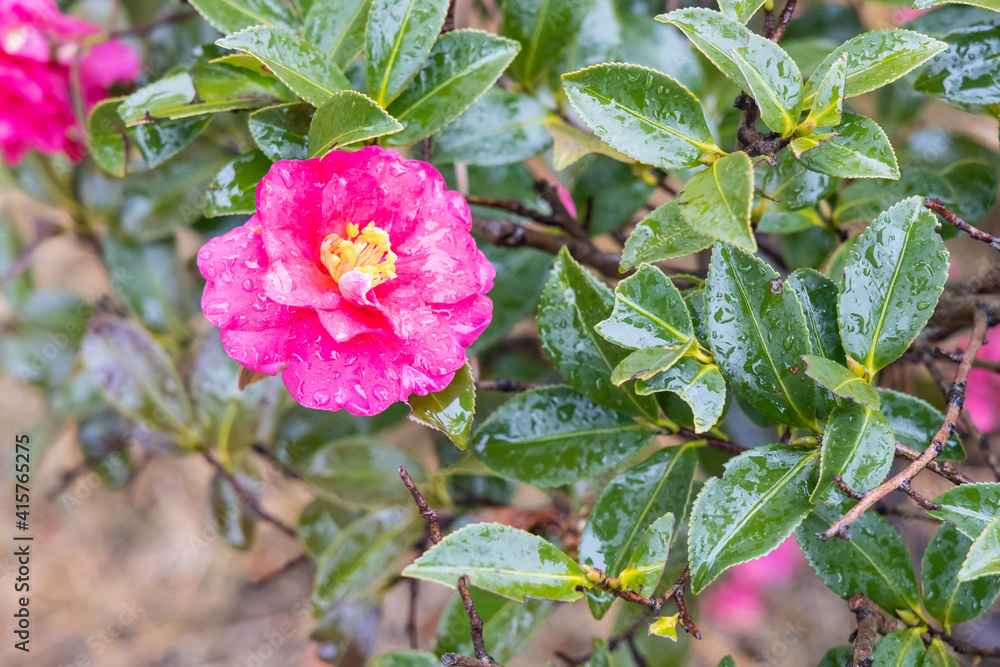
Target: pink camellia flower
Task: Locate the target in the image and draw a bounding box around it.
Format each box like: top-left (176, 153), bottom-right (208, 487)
top-left (0, 0), bottom-right (140, 164)
top-left (197, 147), bottom-right (495, 416)
top-left (964, 331), bottom-right (1000, 432)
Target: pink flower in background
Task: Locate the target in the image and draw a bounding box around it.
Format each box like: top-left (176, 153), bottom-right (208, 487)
top-left (198, 147), bottom-right (495, 416)
top-left (965, 331), bottom-right (1000, 432)
top-left (0, 0), bottom-right (140, 164)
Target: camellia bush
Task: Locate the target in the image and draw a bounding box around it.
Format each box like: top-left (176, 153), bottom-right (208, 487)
top-left (4, 0), bottom-right (1000, 664)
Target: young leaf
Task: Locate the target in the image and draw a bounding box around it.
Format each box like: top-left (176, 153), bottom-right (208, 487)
top-left (658, 8), bottom-right (804, 136)
top-left (248, 103), bottom-right (312, 161)
top-left (303, 0), bottom-right (372, 68)
top-left (620, 201), bottom-right (713, 270)
top-left (922, 523), bottom-right (1000, 631)
top-left (434, 89), bottom-right (553, 166)
top-left (365, 0), bottom-right (449, 107)
top-left (385, 30), bottom-right (520, 146)
top-left (929, 483), bottom-right (1000, 540)
top-left (796, 503), bottom-right (921, 615)
top-left (205, 150), bottom-right (272, 217)
top-left (803, 52), bottom-right (848, 129)
top-left (636, 357), bottom-right (727, 433)
top-left (870, 629), bottom-right (927, 667)
top-left (546, 120), bottom-right (636, 171)
top-left (596, 265), bottom-right (694, 350)
top-left (678, 152), bottom-right (756, 251)
top-left (217, 28), bottom-right (351, 107)
top-left (501, 0), bottom-right (589, 89)
top-left (562, 64), bottom-right (723, 170)
top-left (958, 516), bottom-right (1000, 581)
top-left (811, 402), bottom-right (894, 503)
top-left (612, 343), bottom-right (693, 385)
top-left (802, 355), bottom-right (880, 410)
top-left (648, 613), bottom-right (679, 641)
top-left (308, 90), bottom-right (403, 157)
top-left (188, 0), bottom-right (299, 35)
top-left (689, 444), bottom-right (818, 593)
top-left (718, 0), bottom-right (766, 23)
top-left (838, 197), bottom-right (948, 375)
top-left (471, 387), bottom-right (656, 488)
top-left (407, 363), bottom-right (475, 449)
top-left (705, 243), bottom-right (818, 431)
top-left (797, 112), bottom-right (899, 180)
top-left (877, 388), bottom-right (964, 461)
top-left (434, 588), bottom-right (551, 663)
top-left (785, 269), bottom-right (845, 365)
top-left (402, 522), bottom-right (589, 601)
top-left (538, 248), bottom-right (657, 418)
top-left (618, 513), bottom-right (675, 595)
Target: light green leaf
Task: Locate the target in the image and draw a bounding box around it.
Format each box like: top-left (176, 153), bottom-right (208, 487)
top-left (877, 388), bottom-right (964, 461)
top-left (804, 52), bottom-right (848, 129)
top-left (596, 265), bottom-right (694, 349)
top-left (678, 152), bottom-right (755, 251)
top-left (434, 89), bottom-right (553, 166)
top-left (369, 651), bottom-right (440, 667)
top-left (304, 0), bottom-right (372, 68)
top-left (959, 516), bottom-right (1000, 581)
top-left (689, 444), bottom-right (818, 592)
top-left (403, 523), bottom-right (588, 601)
top-left (434, 588), bottom-right (551, 663)
top-left (802, 355), bottom-right (880, 410)
top-left (408, 362), bottom-right (475, 449)
top-left (546, 120), bottom-right (635, 172)
top-left (248, 103), bottom-right (312, 161)
top-left (308, 90), bottom-right (402, 157)
top-left (502, 0), bottom-right (590, 89)
top-left (188, 0), bottom-right (299, 35)
top-left (612, 343), bottom-right (693, 385)
top-left (922, 523), bottom-right (1000, 631)
top-left (921, 638), bottom-right (962, 667)
top-left (204, 150), bottom-right (272, 217)
top-left (365, 0), bottom-right (449, 106)
top-left (620, 201), bottom-right (713, 270)
top-left (838, 196), bottom-right (948, 375)
top-left (636, 358), bottom-right (727, 433)
top-left (619, 513), bottom-right (675, 594)
top-left (871, 629), bottom-right (926, 667)
top-left (929, 483), bottom-right (1000, 540)
top-left (562, 63), bottom-right (723, 170)
top-left (811, 402), bottom-right (894, 503)
top-left (88, 98), bottom-right (128, 177)
top-left (718, 0), bottom-right (767, 23)
top-left (647, 614), bottom-right (679, 641)
top-left (797, 112), bottom-right (899, 180)
top-left (913, 0), bottom-right (1000, 9)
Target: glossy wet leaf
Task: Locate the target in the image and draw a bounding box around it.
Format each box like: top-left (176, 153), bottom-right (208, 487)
top-left (308, 90), bottom-right (402, 156)
top-left (811, 402), bottom-right (894, 503)
top-left (471, 387), bottom-right (656, 488)
top-left (434, 588), bottom-right (551, 663)
top-left (187, 0), bottom-right (299, 35)
top-left (365, 0), bottom-right (449, 106)
top-left (538, 248), bottom-right (657, 418)
top-left (797, 112), bottom-right (899, 180)
top-left (922, 523), bottom-right (1000, 631)
top-left (805, 29), bottom-right (948, 103)
top-left (959, 516), bottom-right (1000, 580)
top-left (314, 507), bottom-right (422, 608)
top-left (759, 150), bottom-right (836, 213)
top-left (217, 28), bottom-right (351, 107)
top-left (562, 63), bottom-right (722, 170)
top-left (922, 638), bottom-right (961, 667)
top-left (915, 23), bottom-right (1000, 107)
top-left (802, 355), bottom-right (880, 410)
top-left (133, 116), bottom-right (213, 169)
top-left (619, 513), bottom-right (675, 595)
top-left (248, 103), bottom-right (312, 161)
top-left (102, 236), bottom-right (190, 336)
top-left (636, 358), bottom-right (727, 433)
top-left (871, 629), bottom-right (926, 667)
top-left (620, 201), bottom-right (713, 270)
top-left (804, 53), bottom-right (847, 128)
top-left (369, 651), bottom-right (439, 667)
top-left (678, 152), bottom-right (755, 251)
top-left (587, 638), bottom-right (616, 667)
top-left (835, 169), bottom-right (955, 226)
top-left (408, 363), bottom-right (475, 449)
top-left (705, 243), bottom-right (817, 431)
top-left (434, 89), bottom-right (553, 166)
top-left (570, 157), bottom-right (658, 235)
top-left (838, 196), bottom-right (948, 375)
top-left (796, 503), bottom-right (921, 614)
top-left (385, 30), bottom-right (520, 146)
top-left (818, 646), bottom-right (855, 667)
top-left (299, 437), bottom-right (426, 508)
top-left (718, 0), bottom-right (766, 23)
top-left (204, 150), bottom-right (272, 217)
top-left (558, 0), bottom-right (620, 74)
top-left (786, 269), bottom-right (845, 365)
top-left (501, 0), bottom-right (589, 89)
top-left (612, 343), bottom-right (693, 385)
top-left (914, 0), bottom-right (1000, 8)
top-left (403, 522), bottom-right (588, 601)
top-left (877, 388), bottom-right (964, 461)
top-left (658, 8), bottom-right (804, 136)
top-left (929, 483), bottom-right (1000, 539)
top-left (304, 0), bottom-right (372, 68)
top-left (88, 98), bottom-right (128, 177)
top-left (689, 444), bottom-right (818, 593)
top-left (209, 471), bottom-right (257, 550)
top-left (596, 265), bottom-right (693, 349)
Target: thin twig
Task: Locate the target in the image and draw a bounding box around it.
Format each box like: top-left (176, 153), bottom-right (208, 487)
top-left (475, 379), bottom-right (543, 392)
top-left (201, 450), bottom-right (297, 539)
top-left (924, 198), bottom-right (1000, 252)
top-left (897, 480), bottom-right (942, 511)
top-left (771, 0), bottom-right (799, 42)
top-left (936, 633), bottom-right (1000, 657)
top-left (466, 195), bottom-right (567, 228)
top-left (407, 578), bottom-right (420, 649)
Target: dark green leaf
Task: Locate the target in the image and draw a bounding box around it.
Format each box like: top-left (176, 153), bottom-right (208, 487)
top-left (204, 149), bottom-right (272, 217)
top-left (434, 588), bottom-right (551, 663)
top-left (923, 523), bottom-right (1000, 631)
top-left (929, 483), bottom-right (1000, 539)
top-left (811, 402), bottom-right (894, 503)
top-left (835, 168), bottom-right (955, 225)
top-left (915, 23), bottom-right (1000, 107)
top-left (786, 269), bottom-right (845, 365)
top-left (365, 0), bottom-right (449, 106)
top-left (248, 103), bottom-right (312, 161)
top-left (802, 355), bottom-right (880, 410)
top-left (871, 629), bottom-right (926, 667)
top-left (304, 0), bottom-right (372, 68)
top-left (959, 516), bottom-right (1000, 581)
top-left (188, 0), bottom-right (299, 35)
top-left (133, 116), bottom-right (213, 168)
top-left (88, 98), bottom-right (128, 177)
top-left (298, 500), bottom-right (350, 558)
top-left (408, 363), bottom-right (475, 449)
top-left (636, 358), bottom-right (727, 433)
top-left (501, 0), bottom-right (589, 89)
top-left (818, 646), bottom-right (856, 667)
top-left (596, 264), bottom-right (693, 349)
top-left (299, 437), bottom-right (426, 508)
top-left (620, 201), bottom-right (713, 270)
top-left (760, 150), bottom-right (835, 212)
top-left (570, 156), bottom-right (656, 235)
top-left (798, 112), bottom-right (899, 180)
top-left (559, 0), bottom-right (621, 74)
top-left (876, 388), bottom-right (964, 461)
top-left (678, 152), bottom-right (756, 251)
top-left (308, 90), bottom-right (403, 156)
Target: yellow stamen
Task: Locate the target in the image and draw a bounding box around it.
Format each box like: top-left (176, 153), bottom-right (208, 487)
top-left (320, 222), bottom-right (397, 287)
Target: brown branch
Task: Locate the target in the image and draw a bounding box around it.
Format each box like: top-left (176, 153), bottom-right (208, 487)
top-left (201, 450), bottom-right (297, 539)
top-left (847, 593), bottom-right (895, 667)
top-left (897, 480), bottom-right (942, 511)
top-left (771, 0), bottom-right (799, 42)
top-left (924, 198), bottom-right (1000, 252)
top-left (894, 441), bottom-right (973, 486)
top-left (407, 578), bottom-right (420, 649)
top-left (677, 427), bottom-right (746, 456)
top-left (936, 633), bottom-right (1000, 658)
top-left (824, 305), bottom-right (992, 540)
top-left (834, 475), bottom-right (866, 500)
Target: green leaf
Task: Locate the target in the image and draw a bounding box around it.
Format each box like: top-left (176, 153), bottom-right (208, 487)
top-left (304, 0), bottom-right (372, 68)
top-left (103, 237), bottom-right (191, 336)
top-left (580, 445), bottom-right (697, 616)
top-left (562, 63), bottom-right (723, 170)
top-left (802, 355), bottom-right (880, 410)
top-left (803, 52), bottom-right (847, 128)
top-left (658, 8), bottom-right (804, 136)
top-left (914, 23), bottom-right (1000, 107)
top-left (620, 201), bottom-right (713, 270)
top-left (471, 387), bottom-right (656, 488)
top-left (434, 89), bottom-right (553, 166)
top-left (914, 0), bottom-right (1000, 9)
top-left (959, 516), bottom-right (1000, 580)
top-left (796, 503), bottom-right (921, 614)
top-left (835, 168), bottom-right (955, 226)
top-left (876, 388), bottom-right (964, 461)
top-left (434, 588), bottom-right (551, 663)
top-left (786, 269), bottom-right (845, 365)
top-left (88, 98), bottom-right (128, 177)
top-left (408, 363), bottom-right (475, 449)
top-left (596, 265), bottom-right (694, 349)
top-left (797, 112), bottom-right (899, 180)
top-left (365, 0), bottom-right (449, 106)
top-left (217, 27), bottom-right (351, 107)
top-left (187, 0), bottom-right (299, 35)
top-left (538, 248), bottom-right (657, 418)
top-left (689, 444), bottom-right (818, 593)
top-left (402, 522), bottom-right (588, 601)
top-left (385, 30), bottom-right (520, 146)
top-left (871, 629), bottom-right (926, 667)
top-left (805, 29), bottom-right (948, 104)
top-left (619, 513), bottom-right (675, 594)
top-left (818, 646), bottom-right (856, 667)
top-left (705, 243), bottom-right (817, 431)
top-left (299, 437), bottom-right (426, 508)
top-left (308, 90), bottom-right (403, 157)
top-left (811, 402), bottom-right (894, 503)
top-left (636, 358), bottom-right (727, 433)
top-left (501, 0), bottom-right (589, 89)
top-left (612, 343), bottom-right (693, 385)
top-left (929, 483), bottom-right (1000, 540)
top-left (587, 638), bottom-right (617, 667)
top-left (838, 196), bottom-right (948, 375)
top-left (922, 638), bottom-right (962, 667)
top-left (759, 150), bottom-right (836, 213)
top-left (923, 523), bottom-right (1000, 631)
top-left (297, 500), bottom-right (349, 558)
top-left (369, 651), bottom-right (439, 667)
top-left (718, 0), bottom-right (766, 23)
top-left (248, 103), bottom-right (312, 161)
top-left (133, 116), bottom-right (213, 168)
top-left (677, 152), bottom-right (755, 251)
top-left (204, 150), bottom-right (272, 217)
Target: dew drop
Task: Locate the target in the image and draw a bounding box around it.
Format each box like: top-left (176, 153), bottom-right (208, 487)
top-left (242, 278), bottom-right (256, 292)
top-left (312, 390), bottom-right (330, 407)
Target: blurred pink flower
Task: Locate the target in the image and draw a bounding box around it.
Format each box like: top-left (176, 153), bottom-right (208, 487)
top-left (895, 8), bottom-right (930, 24)
top-left (197, 147), bottom-right (495, 416)
top-left (0, 0), bottom-right (140, 163)
top-left (965, 330), bottom-right (1000, 432)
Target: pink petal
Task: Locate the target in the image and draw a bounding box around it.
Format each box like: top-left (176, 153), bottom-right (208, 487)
top-left (220, 327), bottom-right (290, 375)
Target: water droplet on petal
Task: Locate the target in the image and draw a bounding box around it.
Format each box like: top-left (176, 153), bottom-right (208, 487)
top-left (242, 278), bottom-right (256, 292)
top-left (312, 390), bottom-right (330, 407)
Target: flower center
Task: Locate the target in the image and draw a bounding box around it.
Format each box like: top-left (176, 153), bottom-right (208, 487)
top-left (320, 222), bottom-right (397, 287)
